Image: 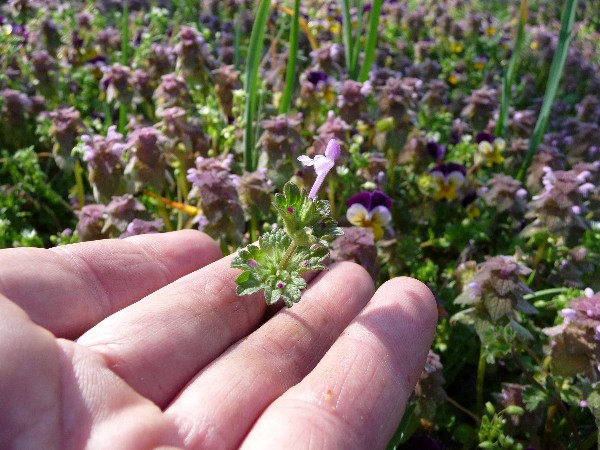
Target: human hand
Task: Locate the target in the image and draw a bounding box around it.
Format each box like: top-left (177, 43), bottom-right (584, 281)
top-left (0, 230), bottom-right (437, 449)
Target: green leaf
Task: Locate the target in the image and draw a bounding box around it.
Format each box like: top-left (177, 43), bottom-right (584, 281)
top-left (523, 385), bottom-right (550, 411)
top-left (230, 228), bottom-right (333, 307)
top-left (236, 279), bottom-right (264, 296)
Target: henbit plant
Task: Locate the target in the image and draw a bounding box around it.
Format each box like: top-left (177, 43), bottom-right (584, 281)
top-left (231, 139), bottom-right (343, 307)
top-left (516, 0), bottom-right (579, 182)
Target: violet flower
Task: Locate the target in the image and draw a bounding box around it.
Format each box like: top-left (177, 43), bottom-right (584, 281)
top-left (345, 190), bottom-right (393, 240)
top-left (429, 163), bottom-right (467, 201)
top-left (297, 138), bottom-right (341, 199)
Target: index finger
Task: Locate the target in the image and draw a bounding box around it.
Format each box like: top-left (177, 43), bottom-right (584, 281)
top-left (0, 230), bottom-right (221, 339)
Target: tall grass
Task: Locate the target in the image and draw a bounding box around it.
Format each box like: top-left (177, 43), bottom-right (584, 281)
top-left (243, 0), bottom-right (271, 172)
top-left (233, 9), bottom-right (242, 70)
top-left (495, 0), bottom-right (528, 139)
top-left (516, 0), bottom-right (579, 182)
top-left (341, 0), bottom-right (354, 77)
top-left (349, 0), bottom-right (363, 80)
top-left (358, 0), bottom-right (383, 82)
top-left (118, 0), bottom-right (129, 134)
top-left (341, 0), bottom-right (383, 81)
top-left (279, 0), bottom-right (300, 114)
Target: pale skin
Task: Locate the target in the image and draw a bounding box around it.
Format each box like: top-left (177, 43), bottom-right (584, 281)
top-left (0, 230), bottom-right (437, 450)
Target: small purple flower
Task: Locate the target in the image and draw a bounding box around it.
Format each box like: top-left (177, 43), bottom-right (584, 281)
top-left (276, 281), bottom-right (285, 289)
top-left (119, 219), bottom-right (164, 238)
top-left (306, 70), bottom-right (328, 85)
top-left (475, 131), bottom-right (495, 144)
top-left (346, 190), bottom-right (393, 211)
top-left (560, 308), bottom-right (577, 324)
top-left (427, 141), bottom-right (446, 161)
top-left (297, 138), bottom-right (341, 199)
top-left (468, 281), bottom-right (482, 299)
top-left (248, 259), bottom-right (257, 267)
top-left (579, 182), bottom-right (595, 196)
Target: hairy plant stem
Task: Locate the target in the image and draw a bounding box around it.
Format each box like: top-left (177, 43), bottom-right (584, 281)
top-left (476, 350), bottom-right (486, 418)
top-left (156, 196), bottom-right (174, 231)
top-left (279, 242), bottom-right (298, 269)
top-left (512, 345), bottom-right (583, 450)
top-left (250, 215), bottom-right (258, 243)
top-left (524, 287), bottom-right (572, 300)
top-left (446, 396), bottom-right (481, 425)
top-left (554, 390), bottom-right (583, 450)
top-left (73, 160), bottom-right (86, 208)
top-left (175, 153), bottom-right (189, 199)
top-left (328, 176), bottom-right (336, 218)
top-left (544, 404), bottom-right (557, 447)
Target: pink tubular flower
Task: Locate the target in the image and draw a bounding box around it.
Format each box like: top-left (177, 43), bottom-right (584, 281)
top-left (297, 138), bottom-right (341, 199)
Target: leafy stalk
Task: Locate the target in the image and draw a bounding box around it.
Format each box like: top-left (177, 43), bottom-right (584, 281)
top-left (243, 0), bottom-right (270, 172)
top-left (477, 350), bottom-right (486, 418)
top-left (279, 0), bottom-right (300, 114)
top-left (495, 0), bottom-right (528, 138)
top-left (358, 0), bottom-right (382, 82)
top-left (231, 182), bottom-right (342, 307)
top-left (516, 0), bottom-right (579, 182)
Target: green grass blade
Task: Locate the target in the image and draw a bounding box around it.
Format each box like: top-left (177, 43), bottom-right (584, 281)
top-left (243, 0), bottom-right (271, 172)
top-left (341, 0), bottom-right (354, 77)
top-left (233, 9), bottom-right (242, 70)
top-left (349, 0), bottom-right (363, 80)
top-left (516, 0), bottom-right (578, 182)
top-left (118, 0), bottom-right (129, 134)
top-left (358, 0), bottom-right (382, 83)
top-left (496, 0), bottom-right (528, 138)
top-left (279, 0), bottom-right (300, 114)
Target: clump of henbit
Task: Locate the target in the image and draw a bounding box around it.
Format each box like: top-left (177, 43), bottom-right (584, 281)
top-left (543, 291), bottom-right (600, 379)
top-left (455, 256), bottom-right (536, 323)
top-left (231, 139), bottom-right (343, 307)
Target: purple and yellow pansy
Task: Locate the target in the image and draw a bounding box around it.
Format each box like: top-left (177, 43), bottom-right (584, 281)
top-left (475, 131), bottom-right (505, 167)
top-left (429, 163), bottom-right (467, 201)
top-left (346, 190), bottom-right (393, 240)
